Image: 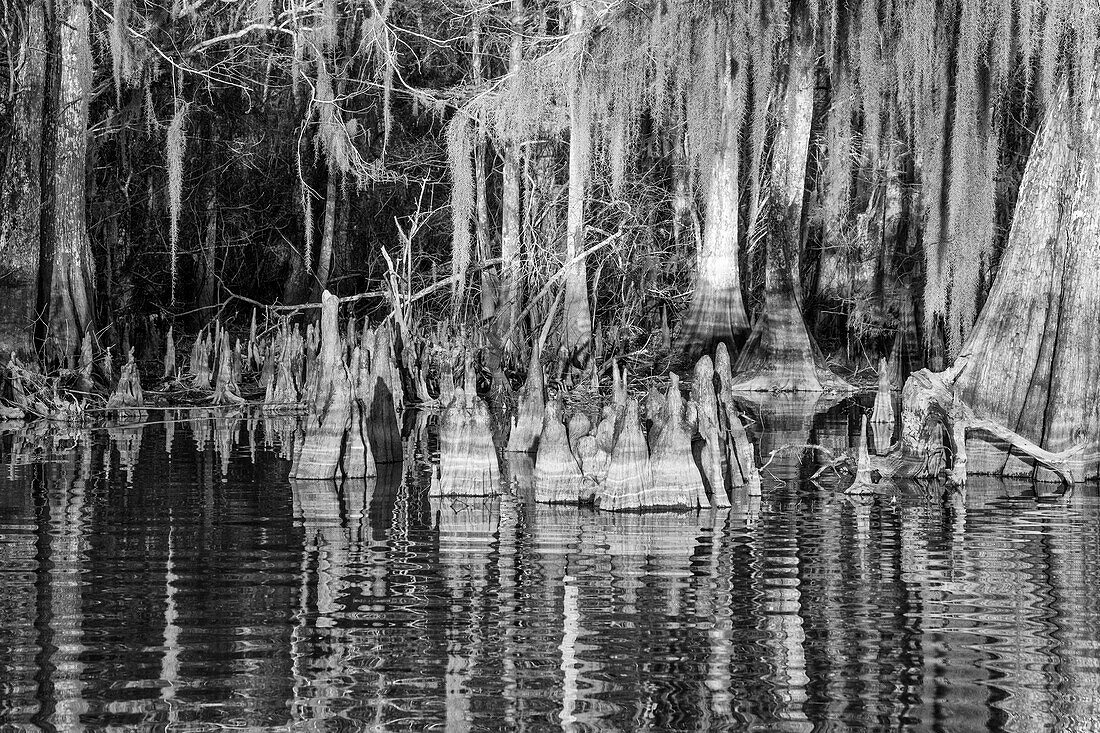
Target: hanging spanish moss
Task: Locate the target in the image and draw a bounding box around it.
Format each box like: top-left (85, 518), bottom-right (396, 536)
top-left (166, 99), bottom-right (188, 304)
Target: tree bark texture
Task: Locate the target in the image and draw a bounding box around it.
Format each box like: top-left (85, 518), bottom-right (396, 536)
top-left (497, 0), bottom-right (525, 356)
top-left (948, 79), bottom-right (1100, 481)
top-left (43, 0), bottom-right (95, 362)
top-left (0, 0), bottom-right (47, 359)
top-left (731, 1), bottom-right (848, 392)
top-left (678, 47), bottom-right (750, 358)
top-left (562, 0), bottom-right (593, 366)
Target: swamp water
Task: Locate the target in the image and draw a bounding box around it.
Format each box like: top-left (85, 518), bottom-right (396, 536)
top-left (0, 403), bottom-right (1098, 731)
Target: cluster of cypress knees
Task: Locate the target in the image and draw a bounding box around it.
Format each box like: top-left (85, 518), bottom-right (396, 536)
top-left (9, 289), bottom-right (907, 507)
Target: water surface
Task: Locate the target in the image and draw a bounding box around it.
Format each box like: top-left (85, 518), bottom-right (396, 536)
top-left (1, 406), bottom-right (1098, 731)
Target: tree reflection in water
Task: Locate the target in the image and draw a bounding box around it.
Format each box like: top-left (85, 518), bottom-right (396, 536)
top-left (0, 406), bottom-right (1098, 730)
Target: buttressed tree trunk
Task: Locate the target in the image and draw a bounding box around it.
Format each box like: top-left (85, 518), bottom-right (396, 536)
top-left (0, 0), bottom-right (47, 359)
top-left (731, 0), bottom-right (849, 392)
top-left (562, 0), bottom-right (593, 366)
top-left (44, 0), bottom-right (95, 362)
top-left (940, 78), bottom-right (1100, 481)
top-left (677, 45), bottom-right (750, 359)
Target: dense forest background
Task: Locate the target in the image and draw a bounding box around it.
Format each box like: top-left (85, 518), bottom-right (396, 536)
top-left (0, 0), bottom-right (1096, 380)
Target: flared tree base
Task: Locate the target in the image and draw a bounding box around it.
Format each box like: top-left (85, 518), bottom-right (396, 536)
top-left (730, 288), bottom-right (853, 393)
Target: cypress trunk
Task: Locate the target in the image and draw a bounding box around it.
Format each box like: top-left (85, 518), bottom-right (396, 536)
top-left (944, 79), bottom-right (1100, 481)
top-left (0, 0), bottom-right (47, 359)
top-left (43, 0), bottom-right (95, 363)
top-left (562, 0), bottom-right (593, 366)
top-left (315, 160), bottom-right (338, 298)
top-left (677, 46), bottom-right (750, 358)
top-left (497, 0), bottom-right (525, 357)
top-left (730, 1), bottom-right (849, 392)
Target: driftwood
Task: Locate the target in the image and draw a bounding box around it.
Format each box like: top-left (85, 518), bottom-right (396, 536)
top-left (897, 367), bottom-right (1087, 485)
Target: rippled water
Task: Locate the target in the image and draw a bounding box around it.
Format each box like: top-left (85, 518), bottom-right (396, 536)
top-left (1, 405), bottom-right (1099, 731)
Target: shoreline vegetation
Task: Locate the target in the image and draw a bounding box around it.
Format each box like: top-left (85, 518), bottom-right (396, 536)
top-left (1, 1), bottom-right (1098, 504)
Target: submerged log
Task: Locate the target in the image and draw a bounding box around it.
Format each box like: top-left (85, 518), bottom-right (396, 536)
top-left (649, 374), bottom-right (708, 509)
top-left (597, 399), bottom-right (654, 511)
top-left (505, 345), bottom-right (545, 453)
top-left (534, 395), bottom-right (586, 503)
top-left (433, 385), bottom-right (500, 496)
